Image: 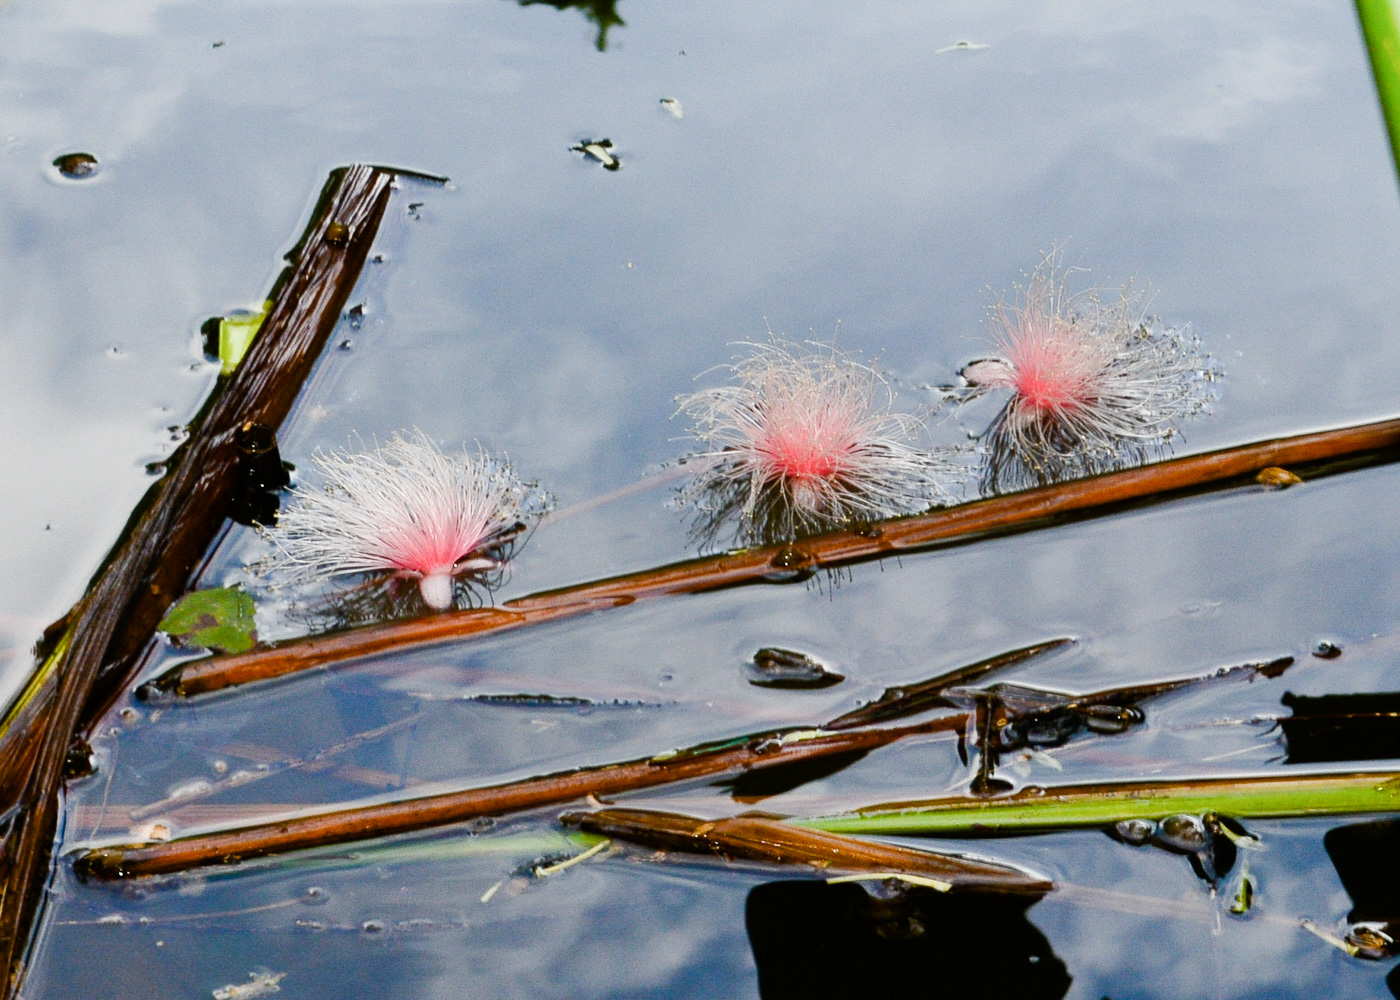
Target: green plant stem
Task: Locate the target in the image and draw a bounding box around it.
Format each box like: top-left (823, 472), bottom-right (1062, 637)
top-left (798, 771), bottom-right (1400, 836)
top-left (1357, 0), bottom-right (1400, 178)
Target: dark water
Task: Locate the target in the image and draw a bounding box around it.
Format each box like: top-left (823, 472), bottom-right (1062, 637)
top-left (5, 0), bottom-right (1400, 996)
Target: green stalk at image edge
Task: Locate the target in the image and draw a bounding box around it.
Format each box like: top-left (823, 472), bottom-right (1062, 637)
top-left (1357, 0), bottom-right (1400, 176)
top-left (798, 771), bottom-right (1400, 836)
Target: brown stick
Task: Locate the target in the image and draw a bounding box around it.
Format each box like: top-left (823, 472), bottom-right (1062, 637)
top-left (159, 416), bottom-right (1400, 698)
top-left (72, 717), bottom-right (962, 880)
top-left (559, 807), bottom-right (1051, 895)
top-left (0, 165), bottom-right (398, 996)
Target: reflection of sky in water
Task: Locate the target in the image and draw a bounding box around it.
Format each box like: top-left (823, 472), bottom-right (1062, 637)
top-left (5, 0), bottom-right (1400, 995)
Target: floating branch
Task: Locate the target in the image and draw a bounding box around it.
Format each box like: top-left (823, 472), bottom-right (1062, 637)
top-left (72, 717), bottom-right (960, 880)
top-left (74, 646), bottom-right (1291, 879)
top-left (559, 807), bottom-right (1051, 895)
top-left (0, 165), bottom-right (404, 997)
top-left (798, 770), bottom-right (1400, 837)
top-left (152, 414), bottom-right (1400, 698)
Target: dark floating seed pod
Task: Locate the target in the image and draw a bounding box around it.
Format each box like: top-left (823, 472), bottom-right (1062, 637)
top-left (229, 421), bottom-right (290, 527)
top-left (62, 739), bottom-right (97, 780)
top-left (1155, 813), bottom-right (1209, 852)
top-left (1255, 466), bottom-right (1303, 488)
top-left (747, 647), bottom-right (845, 689)
top-left (52, 152), bottom-right (99, 179)
top-left (1112, 818), bottom-right (1157, 846)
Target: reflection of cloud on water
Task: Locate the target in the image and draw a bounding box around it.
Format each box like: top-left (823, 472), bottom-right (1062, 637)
top-left (0, 0), bottom-right (1395, 714)
top-left (1157, 36), bottom-right (1320, 145)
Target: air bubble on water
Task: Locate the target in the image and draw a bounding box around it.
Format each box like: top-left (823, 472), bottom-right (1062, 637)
top-left (164, 778), bottom-right (213, 801)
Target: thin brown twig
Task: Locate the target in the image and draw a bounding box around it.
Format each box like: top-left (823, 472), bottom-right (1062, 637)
top-left (156, 416), bottom-right (1400, 698)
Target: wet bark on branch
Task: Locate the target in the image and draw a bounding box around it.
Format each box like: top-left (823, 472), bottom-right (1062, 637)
top-left (0, 165), bottom-right (398, 997)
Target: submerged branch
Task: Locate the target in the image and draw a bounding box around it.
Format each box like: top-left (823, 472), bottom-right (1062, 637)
top-left (156, 415), bottom-right (1400, 697)
top-left (73, 644), bottom-right (1293, 879)
top-left (72, 717), bottom-right (962, 880)
top-left (799, 770), bottom-right (1400, 836)
top-left (559, 807), bottom-right (1051, 895)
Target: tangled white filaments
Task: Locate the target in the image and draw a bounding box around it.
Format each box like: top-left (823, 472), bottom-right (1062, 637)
top-left (675, 339), bottom-right (963, 547)
top-left (959, 254), bottom-right (1218, 493)
top-left (265, 430), bottom-right (550, 611)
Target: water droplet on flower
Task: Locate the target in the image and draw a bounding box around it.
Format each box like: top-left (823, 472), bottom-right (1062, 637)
top-left (361, 919), bottom-right (386, 934)
top-left (301, 886), bottom-right (329, 906)
top-left (1312, 640), bottom-right (1342, 659)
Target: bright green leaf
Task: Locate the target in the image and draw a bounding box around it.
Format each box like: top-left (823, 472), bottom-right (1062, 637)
top-left (218, 300), bottom-right (271, 375)
top-left (159, 586), bottom-right (258, 654)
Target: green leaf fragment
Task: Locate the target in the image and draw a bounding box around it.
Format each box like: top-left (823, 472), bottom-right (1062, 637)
top-left (159, 586), bottom-right (258, 654)
top-left (218, 301), bottom-right (271, 375)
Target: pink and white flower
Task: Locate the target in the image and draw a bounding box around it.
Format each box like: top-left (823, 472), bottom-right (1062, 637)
top-left (676, 338), bottom-right (960, 545)
top-left (268, 430), bottom-right (547, 610)
top-left (961, 253), bottom-right (1216, 490)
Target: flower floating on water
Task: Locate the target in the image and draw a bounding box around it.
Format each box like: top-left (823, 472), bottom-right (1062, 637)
top-left (266, 430), bottom-right (549, 611)
top-left (675, 338), bottom-right (960, 546)
top-left (959, 253), bottom-right (1217, 492)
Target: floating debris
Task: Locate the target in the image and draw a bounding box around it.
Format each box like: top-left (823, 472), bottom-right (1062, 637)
top-left (264, 430), bottom-right (550, 610)
top-left (676, 338), bottom-right (962, 546)
top-left (747, 647), bottom-right (845, 689)
top-left (659, 97), bottom-right (683, 118)
top-left (935, 40), bottom-right (990, 53)
top-left (959, 250), bottom-right (1218, 493)
top-left (1155, 813), bottom-right (1209, 852)
top-left (571, 138), bottom-right (620, 170)
top-left (1255, 466), bottom-right (1303, 488)
top-left (51, 151), bottom-right (99, 179)
top-left (1229, 873), bottom-right (1256, 914)
top-left (212, 971), bottom-right (284, 1000)
top-left (1112, 817), bottom-right (1157, 845)
top-left (230, 421), bottom-right (291, 526)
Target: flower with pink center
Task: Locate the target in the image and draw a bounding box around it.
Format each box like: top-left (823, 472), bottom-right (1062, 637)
top-left (960, 253), bottom-right (1217, 492)
top-left (676, 338), bottom-right (961, 546)
top-left (267, 430), bottom-right (549, 610)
